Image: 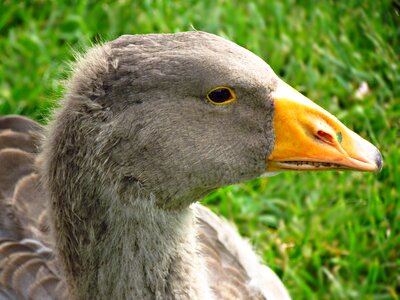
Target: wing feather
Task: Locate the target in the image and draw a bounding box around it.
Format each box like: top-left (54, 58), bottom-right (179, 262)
top-left (194, 203), bottom-right (291, 300)
top-left (0, 116), bottom-right (67, 299)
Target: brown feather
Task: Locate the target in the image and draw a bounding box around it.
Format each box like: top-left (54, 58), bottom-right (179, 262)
top-left (28, 275), bottom-right (60, 299)
top-left (0, 149), bottom-right (35, 199)
top-left (0, 116), bottom-right (43, 134)
top-left (0, 130), bottom-right (38, 153)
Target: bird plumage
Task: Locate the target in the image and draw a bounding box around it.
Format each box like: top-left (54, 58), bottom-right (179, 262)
top-left (0, 115), bottom-right (288, 299)
top-left (0, 31), bottom-right (381, 299)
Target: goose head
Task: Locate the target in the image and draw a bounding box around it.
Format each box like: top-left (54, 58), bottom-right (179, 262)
top-left (44, 31), bottom-right (382, 211)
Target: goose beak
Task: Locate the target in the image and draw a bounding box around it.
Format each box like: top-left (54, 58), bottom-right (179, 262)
top-left (266, 79), bottom-right (383, 172)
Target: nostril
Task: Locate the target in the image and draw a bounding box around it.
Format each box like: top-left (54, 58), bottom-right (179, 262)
top-left (316, 130), bottom-right (335, 144)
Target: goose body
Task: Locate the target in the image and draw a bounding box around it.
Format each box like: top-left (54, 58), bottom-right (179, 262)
top-left (0, 32), bottom-right (382, 299)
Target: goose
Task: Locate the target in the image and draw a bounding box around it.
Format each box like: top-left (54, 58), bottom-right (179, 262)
top-left (0, 31), bottom-right (382, 300)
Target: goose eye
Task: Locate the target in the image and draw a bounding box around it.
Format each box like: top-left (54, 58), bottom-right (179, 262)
top-left (207, 87), bottom-right (236, 105)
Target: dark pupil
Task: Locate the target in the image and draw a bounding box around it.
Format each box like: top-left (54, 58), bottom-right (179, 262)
top-left (208, 88), bottom-right (232, 103)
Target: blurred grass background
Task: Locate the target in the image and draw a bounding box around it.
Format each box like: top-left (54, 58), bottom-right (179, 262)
top-left (0, 0), bottom-right (398, 299)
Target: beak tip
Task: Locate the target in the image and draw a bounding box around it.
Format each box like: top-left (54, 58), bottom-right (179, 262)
top-left (375, 150), bottom-right (383, 172)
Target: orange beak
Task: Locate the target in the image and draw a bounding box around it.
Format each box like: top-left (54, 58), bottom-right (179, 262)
top-left (266, 79), bottom-right (383, 172)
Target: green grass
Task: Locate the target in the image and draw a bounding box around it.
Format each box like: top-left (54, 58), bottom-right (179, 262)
top-left (1, 0), bottom-right (399, 299)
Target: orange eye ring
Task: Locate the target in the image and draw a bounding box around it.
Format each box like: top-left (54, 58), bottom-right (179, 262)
top-left (207, 86), bottom-right (236, 105)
